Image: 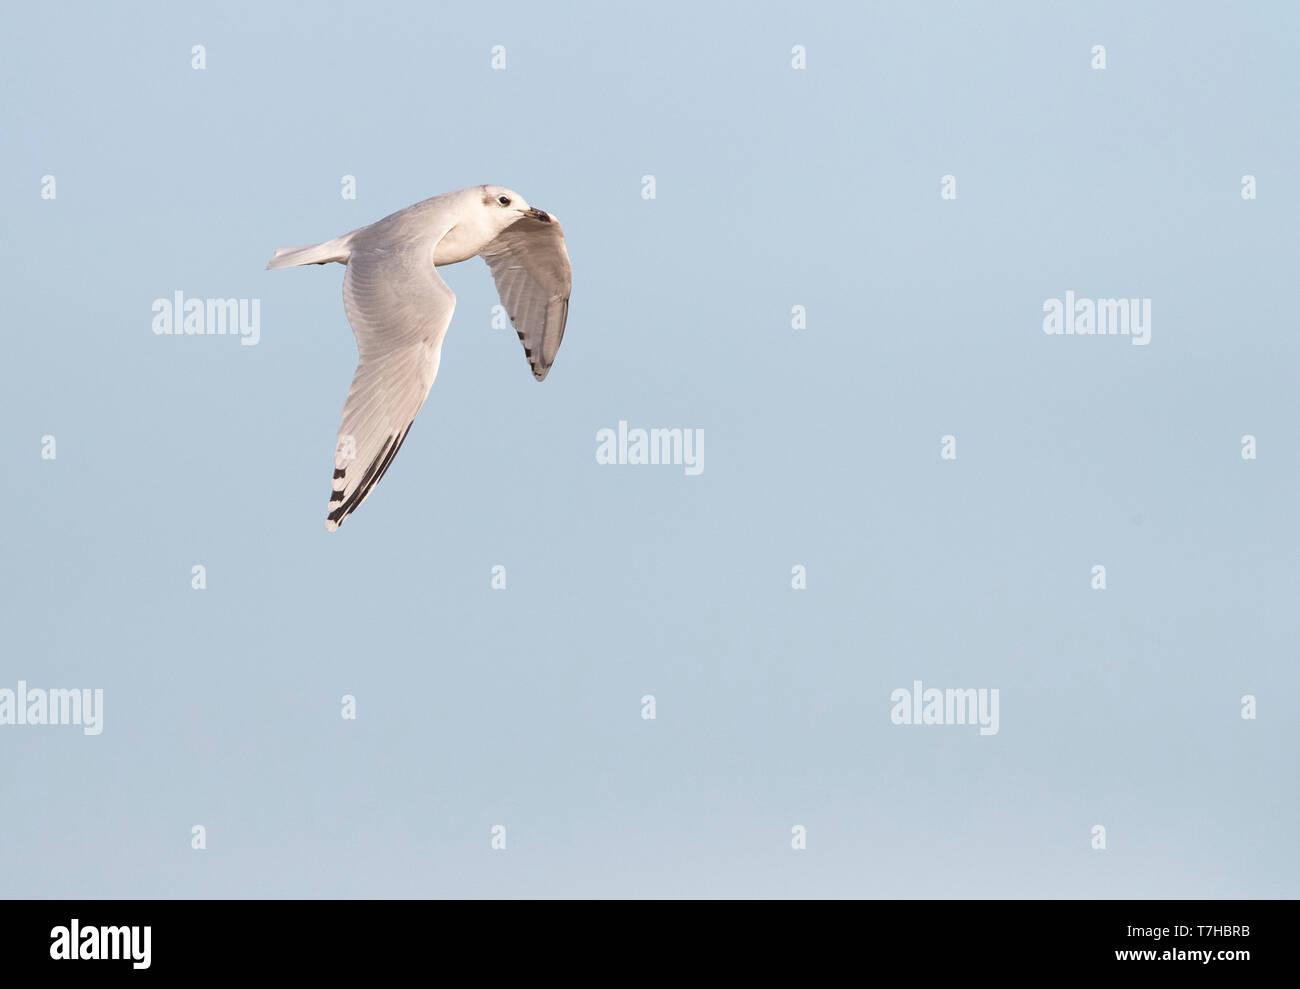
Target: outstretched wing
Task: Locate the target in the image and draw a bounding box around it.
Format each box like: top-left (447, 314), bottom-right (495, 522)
top-left (479, 212), bottom-right (572, 381)
top-left (326, 242), bottom-right (455, 531)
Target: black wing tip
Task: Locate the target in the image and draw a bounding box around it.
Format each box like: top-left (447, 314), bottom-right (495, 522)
top-left (324, 421), bottom-right (415, 531)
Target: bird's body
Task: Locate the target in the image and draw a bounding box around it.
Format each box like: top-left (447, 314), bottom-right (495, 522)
top-left (266, 185), bottom-right (572, 531)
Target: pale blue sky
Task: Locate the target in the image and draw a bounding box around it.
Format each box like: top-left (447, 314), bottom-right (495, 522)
top-left (1, 0), bottom-right (1296, 897)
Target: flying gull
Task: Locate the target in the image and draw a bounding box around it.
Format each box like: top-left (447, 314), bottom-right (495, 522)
top-left (267, 185), bottom-right (572, 531)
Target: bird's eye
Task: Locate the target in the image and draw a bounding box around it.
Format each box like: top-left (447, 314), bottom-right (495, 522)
top-left (497, 195), bottom-right (511, 206)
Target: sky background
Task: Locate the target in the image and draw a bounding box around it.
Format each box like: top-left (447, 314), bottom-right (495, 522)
top-left (1, 0), bottom-right (1296, 898)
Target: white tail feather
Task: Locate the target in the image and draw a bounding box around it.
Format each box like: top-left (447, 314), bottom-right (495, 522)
top-left (265, 237), bottom-right (350, 270)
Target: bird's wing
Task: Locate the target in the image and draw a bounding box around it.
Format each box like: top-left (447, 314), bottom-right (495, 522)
top-left (479, 213), bottom-right (572, 381)
top-left (326, 240), bottom-right (456, 531)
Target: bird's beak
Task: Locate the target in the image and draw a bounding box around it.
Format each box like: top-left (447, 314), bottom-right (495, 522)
top-left (522, 207), bottom-right (551, 223)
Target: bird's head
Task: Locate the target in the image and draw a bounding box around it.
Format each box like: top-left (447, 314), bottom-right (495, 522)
top-left (480, 185), bottom-right (552, 232)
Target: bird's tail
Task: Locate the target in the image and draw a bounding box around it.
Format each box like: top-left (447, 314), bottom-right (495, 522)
top-left (265, 236), bottom-right (351, 270)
